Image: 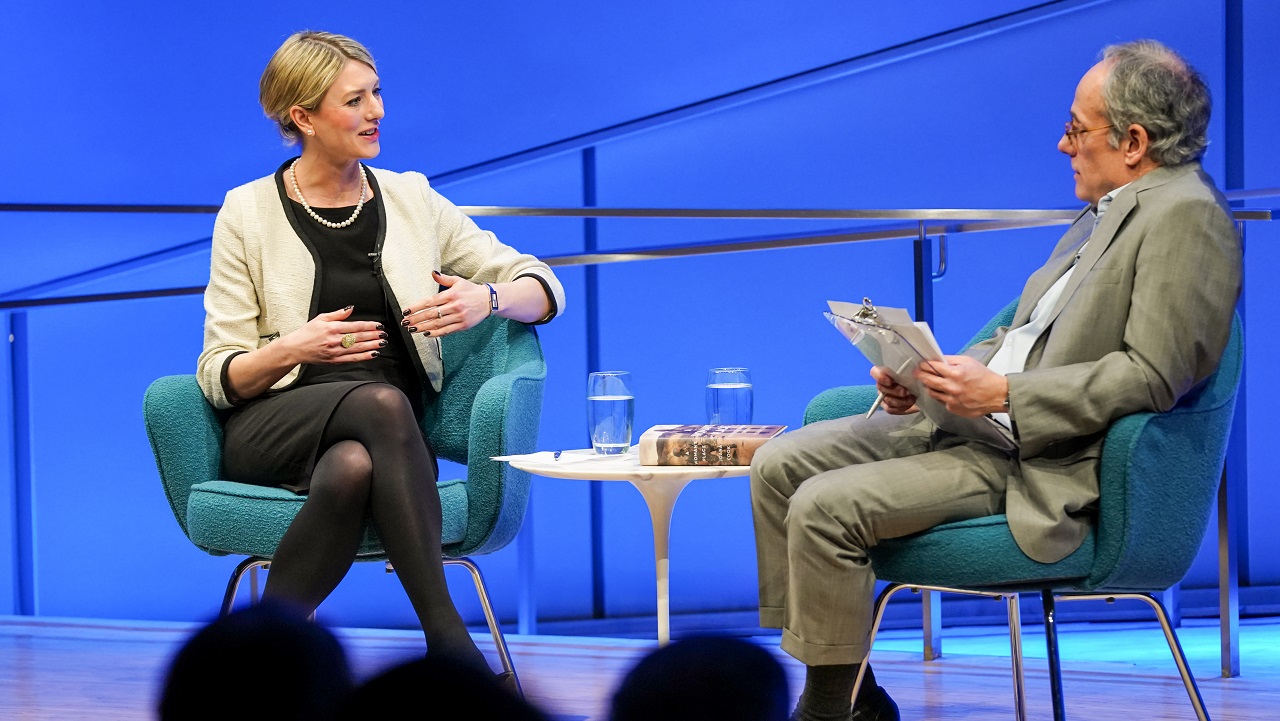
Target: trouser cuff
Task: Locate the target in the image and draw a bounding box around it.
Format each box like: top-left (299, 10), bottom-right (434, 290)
top-left (780, 628), bottom-right (869, 666)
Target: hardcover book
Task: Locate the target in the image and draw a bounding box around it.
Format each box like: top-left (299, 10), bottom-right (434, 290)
top-left (638, 424), bottom-right (787, 466)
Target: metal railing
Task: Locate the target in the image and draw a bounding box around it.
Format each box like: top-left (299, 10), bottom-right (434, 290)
top-left (0, 205), bottom-right (1272, 309)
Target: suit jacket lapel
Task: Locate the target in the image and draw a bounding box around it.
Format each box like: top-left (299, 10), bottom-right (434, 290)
top-left (1037, 164), bottom-right (1192, 330)
top-left (1038, 195), bottom-right (1134, 327)
top-left (1011, 209), bottom-right (1092, 328)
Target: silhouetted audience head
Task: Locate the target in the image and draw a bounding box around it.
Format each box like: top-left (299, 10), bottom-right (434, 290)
top-left (333, 652), bottom-right (551, 721)
top-left (609, 634), bottom-right (791, 721)
top-left (158, 599), bottom-right (353, 721)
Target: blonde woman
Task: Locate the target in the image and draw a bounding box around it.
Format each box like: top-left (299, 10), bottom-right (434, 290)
top-left (196, 30), bottom-right (564, 680)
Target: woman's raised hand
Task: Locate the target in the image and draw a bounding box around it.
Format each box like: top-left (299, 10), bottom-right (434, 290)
top-left (286, 305), bottom-right (388, 364)
top-left (400, 271), bottom-right (491, 338)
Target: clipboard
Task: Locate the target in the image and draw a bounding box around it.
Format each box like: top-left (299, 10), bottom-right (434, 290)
top-left (824, 298), bottom-right (1018, 452)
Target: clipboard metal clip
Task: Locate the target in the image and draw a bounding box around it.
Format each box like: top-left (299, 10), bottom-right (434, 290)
top-left (852, 297), bottom-right (891, 330)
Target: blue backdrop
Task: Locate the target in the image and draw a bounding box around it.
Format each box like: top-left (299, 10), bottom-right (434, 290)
top-left (2, 0), bottom-right (1276, 633)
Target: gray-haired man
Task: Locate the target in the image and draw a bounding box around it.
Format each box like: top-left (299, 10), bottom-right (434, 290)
top-left (752, 40), bottom-right (1243, 721)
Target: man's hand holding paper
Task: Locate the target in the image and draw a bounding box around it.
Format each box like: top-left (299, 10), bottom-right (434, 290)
top-left (869, 366), bottom-right (918, 415)
top-left (913, 355), bottom-right (1010, 418)
top-left (825, 298), bottom-right (1017, 451)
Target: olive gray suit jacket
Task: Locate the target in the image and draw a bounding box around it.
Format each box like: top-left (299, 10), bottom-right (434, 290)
top-left (964, 161), bottom-right (1242, 563)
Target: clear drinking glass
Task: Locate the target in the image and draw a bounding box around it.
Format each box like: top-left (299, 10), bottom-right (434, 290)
top-left (587, 371), bottom-right (635, 454)
top-left (706, 367), bottom-right (753, 425)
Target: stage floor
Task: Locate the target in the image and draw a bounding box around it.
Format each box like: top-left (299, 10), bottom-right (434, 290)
top-left (2, 612), bottom-right (1278, 719)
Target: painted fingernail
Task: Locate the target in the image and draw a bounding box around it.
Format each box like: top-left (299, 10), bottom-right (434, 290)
top-left (401, 319), bottom-right (410, 327)
top-left (379, 340), bottom-right (388, 347)
top-left (423, 331), bottom-right (432, 337)
top-left (344, 305), bottom-right (354, 311)
top-left (402, 308), bottom-right (411, 317)
top-left (375, 323), bottom-right (384, 331)
top-left (379, 331), bottom-right (388, 339)
top-left (370, 351), bottom-right (380, 358)
top-left (408, 326), bottom-right (417, 333)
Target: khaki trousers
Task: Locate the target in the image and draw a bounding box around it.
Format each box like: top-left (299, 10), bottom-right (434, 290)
top-left (751, 411), bottom-right (1016, 666)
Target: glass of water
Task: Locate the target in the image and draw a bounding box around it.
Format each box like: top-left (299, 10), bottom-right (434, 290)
top-left (706, 367), bottom-right (753, 425)
top-left (587, 371), bottom-right (635, 455)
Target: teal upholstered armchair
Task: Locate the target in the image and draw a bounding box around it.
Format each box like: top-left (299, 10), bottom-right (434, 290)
top-left (143, 316), bottom-right (547, 689)
top-left (804, 300), bottom-right (1242, 721)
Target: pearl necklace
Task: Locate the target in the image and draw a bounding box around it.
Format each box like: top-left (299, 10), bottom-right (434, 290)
top-left (289, 159), bottom-right (368, 229)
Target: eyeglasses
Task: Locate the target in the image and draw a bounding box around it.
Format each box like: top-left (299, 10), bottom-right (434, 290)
top-left (1063, 122), bottom-right (1114, 147)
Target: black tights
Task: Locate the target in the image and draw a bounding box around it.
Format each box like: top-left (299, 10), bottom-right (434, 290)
top-left (263, 383), bottom-right (488, 672)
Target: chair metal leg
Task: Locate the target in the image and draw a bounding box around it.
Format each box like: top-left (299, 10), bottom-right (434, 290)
top-left (443, 557), bottom-right (522, 696)
top-left (1217, 465), bottom-right (1241, 678)
top-left (1057, 592), bottom-right (1211, 721)
top-left (866, 584), bottom-right (1204, 721)
top-left (221, 557), bottom-right (270, 616)
top-left (922, 589), bottom-right (942, 660)
top-left (853, 582), bottom-right (912, 702)
top-left (1139, 592), bottom-right (1211, 721)
top-left (1040, 590), bottom-right (1067, 721)
top-left (1160, 583), bottom-right (1183, 627)
top-left (854, 583), bottom-right (1022, 721)
top-left (1006, 593), bottom-right (1028, 721)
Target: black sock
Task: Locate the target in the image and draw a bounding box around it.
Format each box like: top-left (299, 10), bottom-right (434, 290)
top-left (792, 663), bottom-right (858, 721)
top-left (856, 663), bottom-right (881, 704)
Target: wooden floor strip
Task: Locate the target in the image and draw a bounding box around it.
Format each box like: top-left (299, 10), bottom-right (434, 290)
top-left (1, 614), bottom-right (1277, 720)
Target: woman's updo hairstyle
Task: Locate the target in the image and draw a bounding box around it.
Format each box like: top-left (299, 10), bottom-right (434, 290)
top-left (259, 31), bottom-right (377, 144)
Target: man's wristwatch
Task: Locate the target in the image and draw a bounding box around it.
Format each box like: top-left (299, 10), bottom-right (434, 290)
top-left (1003, 390), bottom-right (1011, 412)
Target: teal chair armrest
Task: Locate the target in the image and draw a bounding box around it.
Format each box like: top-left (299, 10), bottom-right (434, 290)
top-left (803, 385), bottom-right (881, 425)
top-left (143, 375), bottom-right (224, 537)
top-left (431, 317), bottom-right (548, 557)
top-left (1086, 313), bottom-right (1243, 591)
top-left (1087, 401), bottom-right (1233, 591)
top-left (455, 356), bottom-right (546, 556)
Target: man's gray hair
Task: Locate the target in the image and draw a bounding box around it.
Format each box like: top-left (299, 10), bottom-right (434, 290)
top-left (1100, 40), bottom-right (1211, 166)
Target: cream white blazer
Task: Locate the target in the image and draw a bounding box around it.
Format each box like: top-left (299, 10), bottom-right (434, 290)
top-left (197, 164), bottom-right (565, 409)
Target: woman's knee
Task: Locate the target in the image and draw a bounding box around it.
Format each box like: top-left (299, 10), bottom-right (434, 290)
top-left (339, 383), bottom-right (415, 421)
top-left (331, 383), bottom-right (421, 445)
top-left (310, 441), bottom-right (373, 506)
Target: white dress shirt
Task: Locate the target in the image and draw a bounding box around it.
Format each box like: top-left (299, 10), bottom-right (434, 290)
top-left (987, 183), bottom-right (1130, 428)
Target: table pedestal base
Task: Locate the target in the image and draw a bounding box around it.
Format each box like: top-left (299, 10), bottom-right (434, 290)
top-left (628, 476), bottom-right (694, 646)
top-left (503, 450), bottom-right (748, 646)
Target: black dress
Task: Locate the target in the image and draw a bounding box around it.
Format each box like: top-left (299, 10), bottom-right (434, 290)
top-left (221, 167), bottom-right (434, 493)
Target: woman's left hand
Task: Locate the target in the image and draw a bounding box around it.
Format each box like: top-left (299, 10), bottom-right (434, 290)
top-left (401, 271), bottom-right (492, 337)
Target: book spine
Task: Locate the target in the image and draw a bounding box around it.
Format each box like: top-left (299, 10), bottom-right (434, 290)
top-left (654, 435), bottom-right (760, 466)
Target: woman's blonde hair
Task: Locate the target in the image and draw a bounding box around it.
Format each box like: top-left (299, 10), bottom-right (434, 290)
top-left (259, 31), bottom-right (377, 144)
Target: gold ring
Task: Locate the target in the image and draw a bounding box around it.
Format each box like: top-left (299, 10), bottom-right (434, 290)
top-left (341, 333), bottom-right (356, 349)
